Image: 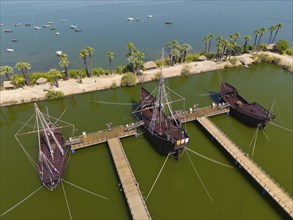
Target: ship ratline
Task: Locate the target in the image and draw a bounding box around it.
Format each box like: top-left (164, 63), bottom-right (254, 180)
top-left (35, 103), bottom-right (69, 191)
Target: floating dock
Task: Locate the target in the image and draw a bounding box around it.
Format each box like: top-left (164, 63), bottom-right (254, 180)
top-left (67, 103), bottom-right (292, 218)
top-left (196, 117), bottom-right (293, 218)
top-left (108, 138), bottom-right (151, 220)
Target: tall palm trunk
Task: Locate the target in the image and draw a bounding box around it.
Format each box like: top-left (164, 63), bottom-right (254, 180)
top-left (64, 66), bottom-right (69, 79)
top-left (23, 71), bottom-right (30, 86)
top-left (82, 57), bottom-right (90, 77)
top-left (272, 28), bottom-right (280, 43)
top-left (88, 53), bottom-right (92, 76)
top-left (109, 58), bottom-right (112, 74)
top-left (253, 35), bottom-right (258, 48)
top-left (257, 33), bottom-right (263, 46)
top-left (269, 31), bottom-right (273, 44)
top-left (208, 40), bottom-right (212, 54)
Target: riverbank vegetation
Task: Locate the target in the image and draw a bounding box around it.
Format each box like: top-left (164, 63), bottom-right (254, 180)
top-left (1, 22), bottom-right (292, 91)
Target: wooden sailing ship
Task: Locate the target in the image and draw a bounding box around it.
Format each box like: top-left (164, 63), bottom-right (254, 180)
top-left (35, 103), bottom-right (69, 191)
top-left (220, 82), bottom-right (275, 128)
top-left (134, 78), bottom-right (189, 159)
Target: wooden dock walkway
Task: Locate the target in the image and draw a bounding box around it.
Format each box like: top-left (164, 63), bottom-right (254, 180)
top-left (197, 117), bottom-right (293, 217)
top-left (175, 105), bottom-right (229, 123)
top-left (68, 125), bottom-right (137, 150)
top-left (107, 138), bottom-right (152, 220)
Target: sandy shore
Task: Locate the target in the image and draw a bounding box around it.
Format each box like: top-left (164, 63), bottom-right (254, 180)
top-left (0, 52), bottom-right (292, 107)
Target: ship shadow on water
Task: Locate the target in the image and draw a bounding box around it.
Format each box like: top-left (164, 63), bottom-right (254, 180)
top-left (192, 120), bottom-right (291, 219)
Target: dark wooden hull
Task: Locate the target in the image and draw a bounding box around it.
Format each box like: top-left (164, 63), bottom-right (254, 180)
top-left (38, 124), bottom-right (68, 191)
top-left (220, 82), bottom-right (274, 128)
top-left (139, 87), bottom-right (189, 159)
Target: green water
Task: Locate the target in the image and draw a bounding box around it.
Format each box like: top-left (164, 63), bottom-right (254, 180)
top-left (0, 64), bottom-right (292, 219)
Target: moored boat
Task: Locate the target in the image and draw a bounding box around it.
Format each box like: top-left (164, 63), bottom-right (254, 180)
top-left (134, 78), bottom-right (189, 159)
top-left (34, 103), bottom-right (69, 191)
top-left (220, 82), bottom-right (275, 128)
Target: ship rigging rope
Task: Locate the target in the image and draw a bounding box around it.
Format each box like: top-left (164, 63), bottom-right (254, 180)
top-left (145, 153), bottom-right (170, 201)
top-left (186, 148), bottom-right (234, 169)
top-left (251, 125), bottom-right (260, 157)
top-left (14, 134), bottom-right (38, 173)
top-left (186, 151), bottom-right (214, 204)
top-left (269, 122), bottom-right (293, 132)
top-left (54, 105), bottom-right (68, 125)
top-left (88, 100), bottom-right (136, 105)
top-left (62, 181), bottom-right (73, 220)
top-left (0, 185), bottom-right (43, 217)
top-left (62, 179), bottom-right (109, 200)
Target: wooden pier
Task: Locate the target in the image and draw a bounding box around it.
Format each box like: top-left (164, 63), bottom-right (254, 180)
top-left (196, 117), bottom-right (293, 217)
top-left (108, 138), bottom-right (151, 220)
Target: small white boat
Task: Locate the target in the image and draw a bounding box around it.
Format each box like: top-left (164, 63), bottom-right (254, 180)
top-left (147, 15), bottom-right (153, 18)
top-left (56, 50), bottom-right (63, 56)
top-left (0, 23), bottom-right (4, 26)
top-left (3, 29), bottom-right (12, 33)
top-left (70, 25), bottom-right (77, 29)
top-left (14, 23), bottom-right (22, 27)
top-left (126, 17), bottom-right (134, 21)
top-left (7, 49), bottom-right (14, 52)
top-left (61, 20), bottom-right (66, 22)
top-left (34, 26), bottom-right (41, 30)
top-left (47, 21), bottom-right (53, 24)
top-left (50, 27), bottom-right (57, 30)
top-left (43, 24), bottom-right (51, 28)
top-left (55, 32), bottom-right (60, 35)
top-left (74, 29), bottom-right (82, 32)
top-left (11, 39), bottom-right (19, 42)
top-left (24, 23), bottom-right (31, 26)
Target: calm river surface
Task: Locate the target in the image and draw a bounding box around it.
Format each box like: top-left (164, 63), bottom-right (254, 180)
top-left (0, 64), bottom-right (292, 219)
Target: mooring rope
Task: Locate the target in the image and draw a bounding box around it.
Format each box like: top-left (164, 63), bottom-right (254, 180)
top-left (61, 181), bottom-right (72, 220)
top-left (269, 122), bottom-right (293, 132)
top-left (14, 134), bottom-right (38, 173)
top-left (186, 151), bottom-right (214, 203)
top-left (251, 126), bottom-right (260, 157)
top-left (145, 153), bottom-right (170, 201)
top-left (88, 100), bottom-right (136, 105)
top-left (186, 148), bottom-right (234, 169)
top-left (62, 179), bottom-right (109, 200)
top-left (54, 105), bottom-right (68, 125)
top-left (0, 185), bottom-right (43, 217)
top-left (261, 129), bottom-right (270, 141)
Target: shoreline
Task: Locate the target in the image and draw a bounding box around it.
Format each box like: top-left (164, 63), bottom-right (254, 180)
top-left (0, 52), bottom-right (292, 107)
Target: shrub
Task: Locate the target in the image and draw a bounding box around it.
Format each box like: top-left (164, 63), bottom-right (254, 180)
top-left (110, 81), bottom-right (117, 89)
top-left (155, 58), bottom-right (168, 67)
top-left (286, 48), bottom-right (293, 56)
top-left (29, 72), bottom-right (53, 85)
top-left (274, 40), bottom-right (290, 54)
top-left (46, 90), bottom-right (64, 100)
top-left (253, 53), bottom-right (280, 64)
top-left (121, 72), bottom-right (136, 87)
top-left (186, 53), bottom-right (200, 62)
top-left (181, 64), bottom-right (191, 76)
top-left (258, 43), bottom-right (268, 51)
top-left (12, 74), bottom-right (25, 87)
top-left (229, 57), bottom-right (238, 66)
top-left (153, 71), bottom-right (162, 80)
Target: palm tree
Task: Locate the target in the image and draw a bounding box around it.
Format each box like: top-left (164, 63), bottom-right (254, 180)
top-left (133, 49), bottom-right (145, 75)
top-left (243, 35), bottom-right (251, 52)
top-left (167, 40), bottom-right (180, 62)
top-left (253, 29), bottom-right (260, 49)
top-left (257, 27), bottom-right (267, 46)
top-left (127, 42), bottom-right (135, 72)
top-left (15, 62), bottom-right (31, 85)
top-left (203, 35), bottom-right (209, 54)
top-left (79, 49), bottom-right (90, 77)
top-left (0, 65), bottom-right (14, 80)
top-left (181, 43), bottom-right (192, 63)
top-left (170, 48), bottom-right (180, 65)
top-left (48, 68), bottom-right (61, 87)
top-left (106, 51), bottom-right (114, 74)
top-left (87, 47), bottom-right (94, 76)
top-left (207, 34), bottom-right (214, 54)
top-left (59, 53), bottom-right (69, 79)
top-left (268, 25), bottom-right (276, 44)
top-left (272, 23), bottom-right (283, 43)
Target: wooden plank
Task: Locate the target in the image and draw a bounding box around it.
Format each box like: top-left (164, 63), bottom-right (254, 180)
top-left (197, 117), bottom-right (293, 218)
top-left (107, 138), bottom-right (151, 220)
